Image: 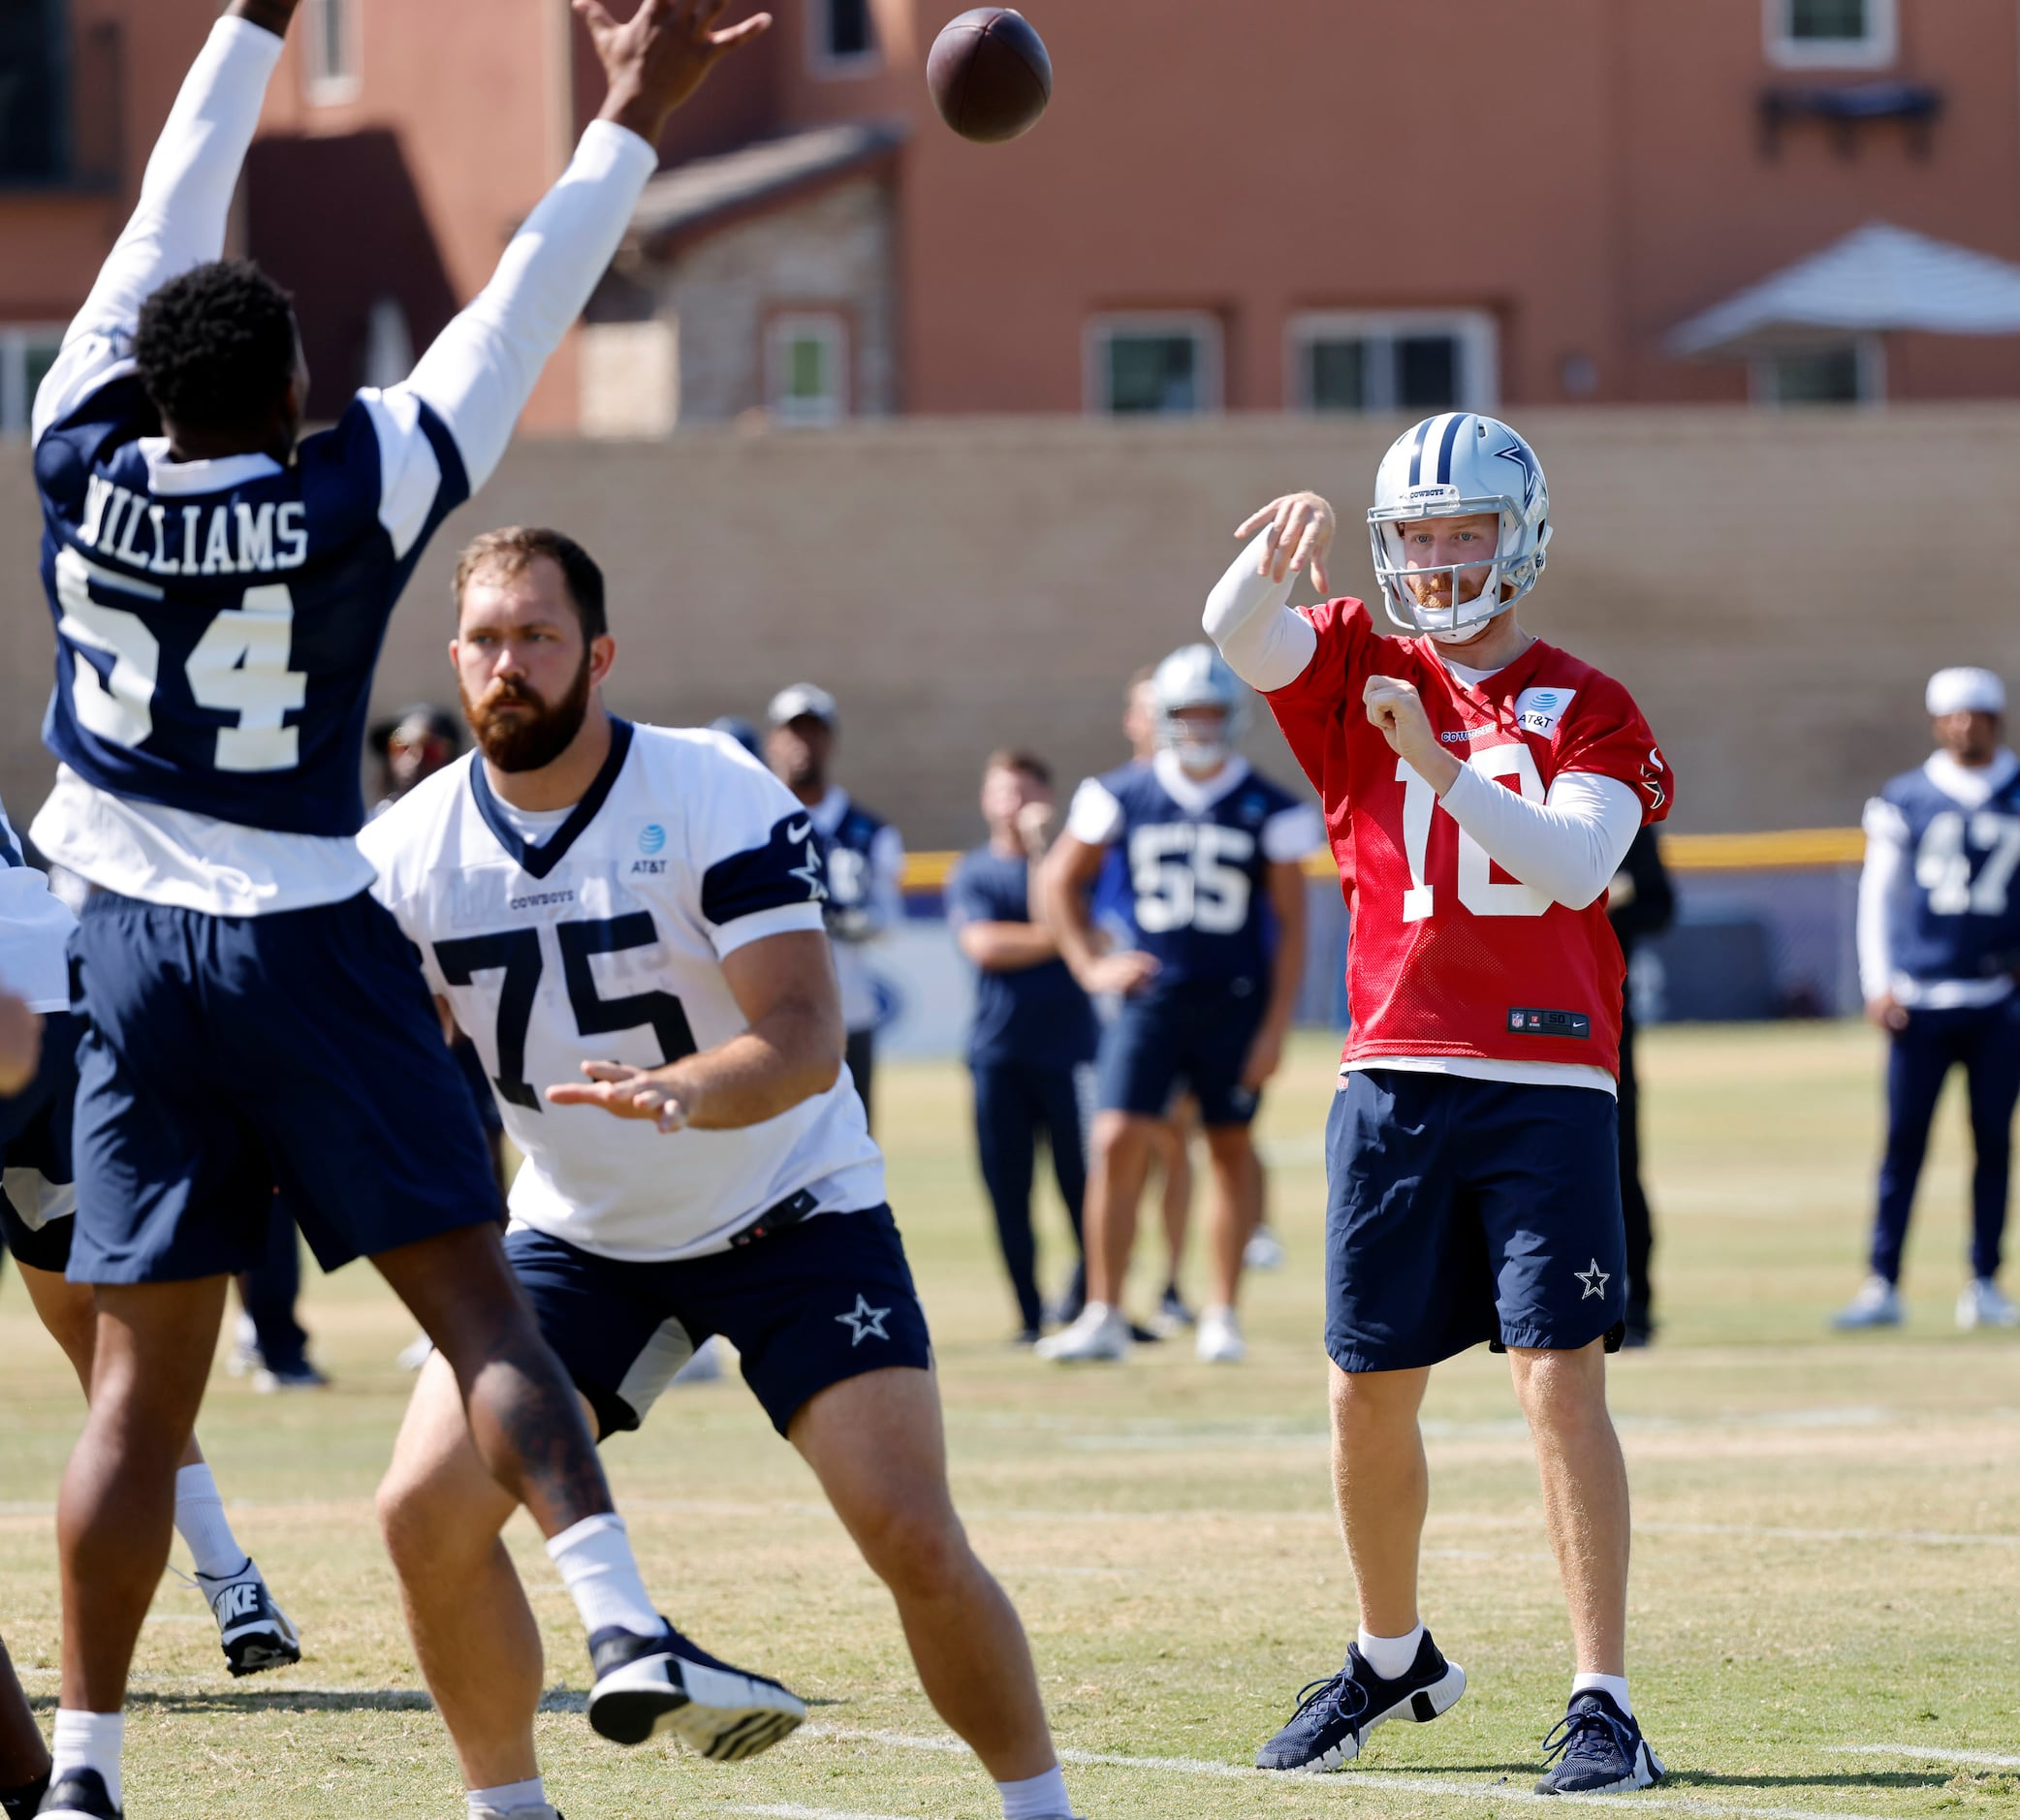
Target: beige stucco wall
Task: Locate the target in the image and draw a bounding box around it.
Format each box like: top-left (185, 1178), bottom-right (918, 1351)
top-left (1, 407), bottom-right (2013, 853)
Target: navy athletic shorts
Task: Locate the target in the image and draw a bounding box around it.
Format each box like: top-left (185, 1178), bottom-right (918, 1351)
top-left (0, 1009), bottom-right (81, 1273)
top-left (1095, 982), bottom-right (1265, 1127)
top-left (1324, 1068), bottom-right (1627, 1373)
top-left (506, 1205), bottom-right (933, 1439)
top-left (66, 890), bottom-right (501, 1284)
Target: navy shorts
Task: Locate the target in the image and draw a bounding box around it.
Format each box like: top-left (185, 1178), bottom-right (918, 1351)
top-left (1325, 1069), bottom-right (1627, 1373)
top-left (67, 891), bottom-right (501, 1285)
top-left (506, 1205), bottom-right (933, 1439)
top-left (0, 1010), bottom-right (82, 1273)
top-left (1096, 983), bottom-right (1265, 1128)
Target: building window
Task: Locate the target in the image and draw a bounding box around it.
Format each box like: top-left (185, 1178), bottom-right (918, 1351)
top-left (1089, 314), bottom-right (1222, 416)
top-left (1766, 0), bottom-right (1896, 69)
top-left (0, 0), bottom-right (64, 183)
top-left (1, 326), bottom-right (68, 439)
top-left (811, 0), bottom-right (878, 73)
top-left (1288, 311), bottom-right (1498, 414)
top-left (767, 313), bottom-right (849, 425)
top-left (302, 0), bottom-right (361, 105)
top-left (1751, 337), bottom-right (1883, 405)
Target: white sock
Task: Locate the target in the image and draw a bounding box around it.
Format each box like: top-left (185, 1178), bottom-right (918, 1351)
top-left (1572, 1671), bottom-right (1632, 1716)
top-left (998, 1764), bottom-right (1071, 1820)
top-left (51, 1710), bottom-right (123, 1808)
top-left (468, 1774), bottom-right (547, 1816)
top-left (174, 1463), bottom-right (249, 1581)
top-left (1357, 1623), bottom-right (1424, 1681)
top-left (546, 1513), bottom-right (659, 1639)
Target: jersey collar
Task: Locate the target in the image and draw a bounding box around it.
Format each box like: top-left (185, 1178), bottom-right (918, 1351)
top-left (806, 786), bottom-right (850, 836)
top-left (1925, 746), bottom-right (2019, 809)
top-left (138, 438), bottom-right (284, 496)
top-left (469, 716), bottom-right (636, 879)
top-left (1152, 749), bottom-right (1250, 812)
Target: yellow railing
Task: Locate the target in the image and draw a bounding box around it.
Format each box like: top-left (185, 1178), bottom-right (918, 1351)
top-left (900, 827), bottom-right (1867, 892)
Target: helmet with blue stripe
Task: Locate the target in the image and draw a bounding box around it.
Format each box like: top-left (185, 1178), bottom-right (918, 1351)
top-left (1152, 642), bottom-right (1248, 771)
top-left (1367, 413), bottom-right (1551, 641)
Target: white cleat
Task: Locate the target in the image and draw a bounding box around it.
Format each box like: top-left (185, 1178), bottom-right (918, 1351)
top-left (1035, 1302), bottom-right (1131, 1363)
top-left (1831, 1274), bottom-right (1902, 1330)
top-left (469, 1806), bottom-right (563, 1820)
top-left (1195, 1304), bottom-right (1247, 1364)
top-left (1244, 1226), bottom-right (1287, 1271)
top-left (1957, 1277), bottom-right (2020, 1330)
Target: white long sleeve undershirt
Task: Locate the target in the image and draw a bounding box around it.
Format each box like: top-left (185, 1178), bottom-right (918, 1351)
top-left (1439, 766), bottom-right (1642, 911)
top-left (1202, 532), bottom-right (1318, 692)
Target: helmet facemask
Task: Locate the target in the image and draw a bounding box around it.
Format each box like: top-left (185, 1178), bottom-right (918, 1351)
top-left (1367, 492), bottom-right (1547, 641)
top-left (1158, 704), bottom-right (1236, 774)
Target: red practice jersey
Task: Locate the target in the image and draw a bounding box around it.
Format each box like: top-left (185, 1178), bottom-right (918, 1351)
top-left (1265, 598), bottom-right (1674, 1081)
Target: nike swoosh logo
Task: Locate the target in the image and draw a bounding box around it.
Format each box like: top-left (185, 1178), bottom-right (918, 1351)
top-left (788, 820), bottom-right (812, 842)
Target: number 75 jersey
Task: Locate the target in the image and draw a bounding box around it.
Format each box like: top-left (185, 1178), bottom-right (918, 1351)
top-left (359, 722), bottom-right (886, 1263)
top-left (1264, 597), bottom-right (1673, 1083)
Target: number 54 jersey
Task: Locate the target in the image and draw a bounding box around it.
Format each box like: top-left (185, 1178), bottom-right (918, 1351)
top-left (1265, 597), bottom-right (1674, 1084)
top-left (359, 721), bottom-right (886, 1263)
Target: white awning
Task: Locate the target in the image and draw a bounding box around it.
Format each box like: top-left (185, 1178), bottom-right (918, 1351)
top-left (1668, 221), bottom-right (2020, 358)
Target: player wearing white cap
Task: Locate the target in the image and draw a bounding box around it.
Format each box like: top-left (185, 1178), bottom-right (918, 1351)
top-left (1838, 667), bottom-right (2020, 1331)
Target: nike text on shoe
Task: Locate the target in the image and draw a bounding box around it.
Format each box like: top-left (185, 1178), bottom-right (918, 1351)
top-left (35, 1770), bottom-right (121, 1819)
top-left (1831, 1274), bottom-right (1902, 1330)
top-left (197, 1559), bottom-right (300, 1677)
top-left (1256, 1634), bottom-right (1466, 1772)
top-left (1034, 1302), bottom-right (1131, 1363)
top-left (586, 1620), bottom-right (805, 1760)
top-left (1535, 1690), bottom-right (1664, 1795)
top-left (1958, 1277), bottom-right (2020, 1330)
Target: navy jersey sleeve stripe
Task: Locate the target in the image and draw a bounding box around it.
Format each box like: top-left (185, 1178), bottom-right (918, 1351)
top-left (702, 814), bottom-right (830, 926)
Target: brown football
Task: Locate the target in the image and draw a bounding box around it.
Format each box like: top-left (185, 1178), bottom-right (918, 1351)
top-left (927, 9), bottom-right (1052, 144)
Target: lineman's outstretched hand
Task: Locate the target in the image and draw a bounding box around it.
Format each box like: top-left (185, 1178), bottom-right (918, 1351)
top-left (548, 1058), bottom-right (697, 1132)
top-left (1363, 675), bottom-right (1460, 795)
top-left (586, 0), bottom-right (773, 145)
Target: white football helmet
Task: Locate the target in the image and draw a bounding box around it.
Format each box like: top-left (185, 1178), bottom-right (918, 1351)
top-left (1368, 413), bottom-right (1552, 641)
top-left (1152, 643), bottom-right (1247, 772)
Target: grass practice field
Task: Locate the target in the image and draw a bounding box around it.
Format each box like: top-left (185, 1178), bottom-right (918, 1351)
top-left (3, 1021), bottom-right (2018, 1819)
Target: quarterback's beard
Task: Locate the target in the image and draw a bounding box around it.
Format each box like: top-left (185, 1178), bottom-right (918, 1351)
top-left (464, 657), bottom-right (592, 773)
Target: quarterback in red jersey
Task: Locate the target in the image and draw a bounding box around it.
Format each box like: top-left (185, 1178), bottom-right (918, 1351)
top-left (1206, 413), bottom-right (1671, 1797)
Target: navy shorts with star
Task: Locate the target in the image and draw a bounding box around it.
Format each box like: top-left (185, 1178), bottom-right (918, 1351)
top-left (505, 1204), bottom-right (933, 1439)
top-left (1096, 982), bottom-right (1266, 1127)
top-left (1325, 1069), bottom-right (1626, 1373)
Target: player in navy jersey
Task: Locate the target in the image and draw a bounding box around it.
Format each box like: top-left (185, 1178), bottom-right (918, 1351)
top-left (1839, 667), bottom-right (2020, 1333)
top-left (24, 8), bottom-right (792, 1817)
top-left (947, 750), bottom-right (1097, 1340)
top-left (764, 684), bottom-right (904, 1128)
top-left (1037, 644), bottom-right (1324, 1365)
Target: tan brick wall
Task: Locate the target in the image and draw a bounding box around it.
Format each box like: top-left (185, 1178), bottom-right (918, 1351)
top-left (4, 408), bottom-right (2016, 853)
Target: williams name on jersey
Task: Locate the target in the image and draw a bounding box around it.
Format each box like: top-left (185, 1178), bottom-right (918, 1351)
top-left (361, 723), bottom-right (886, 1263)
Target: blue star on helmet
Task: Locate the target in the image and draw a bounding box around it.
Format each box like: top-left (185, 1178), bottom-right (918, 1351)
top-left (1494, 437), bottom-right (1540, 508)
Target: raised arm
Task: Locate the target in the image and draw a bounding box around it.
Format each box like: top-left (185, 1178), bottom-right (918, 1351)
top-left (393, 0), bottom-right (770, 494)
top-left (1203, 495), bottom-right (1335, 692)
top-left (32, 7), bottom-right (292, 442)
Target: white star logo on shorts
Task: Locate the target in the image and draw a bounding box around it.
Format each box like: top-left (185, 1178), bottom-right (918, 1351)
top-left (836, 1294), bottom-right (892, 1346)
top-left (1575, 1259), bottom-right (1611, 1300)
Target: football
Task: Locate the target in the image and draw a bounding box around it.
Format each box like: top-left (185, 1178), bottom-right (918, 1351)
top-left (927, 8), bottom-right (1052, 143)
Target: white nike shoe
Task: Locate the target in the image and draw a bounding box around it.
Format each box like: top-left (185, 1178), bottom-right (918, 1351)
top-left (224, 1310), bottom-right (260, 1378)
top-left (1035, 1302), bottom-right (1131, 1363)
top-left (468, 1805), bottom-right (563, 1820)
top-left (196, 1557), bottom-right (300, 1677)
top-left (1244, 1226), bottom-right (1287, 1271)
top-left (1195, 1305), bottom-right (1246, 1364)
top-left (1957, 1277), bottom-right (2020, 1330)
top-left (1831, 1274), bottom-right (1902, 1330)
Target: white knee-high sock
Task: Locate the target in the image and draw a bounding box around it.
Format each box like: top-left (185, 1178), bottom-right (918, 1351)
top-left (547, 1513), bottom-right (659, 1638)
top-left (174, 1463), bottom-right (250, 1581)
top-left (51, 1710), bottom-right (123, 1807)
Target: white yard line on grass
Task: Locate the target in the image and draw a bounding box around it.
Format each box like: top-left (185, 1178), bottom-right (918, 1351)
top-left (805, 1725), bottom-right (1900, 1820)
top-left (722, 1806), bottom-right (927, 1820)
top-left (1831, 1743), bottom-right (2020, 1770)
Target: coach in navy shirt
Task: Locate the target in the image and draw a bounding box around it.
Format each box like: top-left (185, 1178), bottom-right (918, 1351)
top-left (947, 751), bottom-right (1097, 1341)
top-left (1838, 667), bottom-right (2020, 1333)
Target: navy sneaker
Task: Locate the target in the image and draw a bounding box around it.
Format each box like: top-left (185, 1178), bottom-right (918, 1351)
top-left (1535, 1690), bottom-right (1664, 1794)
top-left (585, 1618), bottom-right (805, 1760)
top-left (195, 1557), bottom-right (300, 1677)
top-left (1256, 1632), bottom-right (1466, 1771)
top-left (35, 1769), bottom-right (120, 1818)
top-left (1, 1771), bottom-right (48, 1820)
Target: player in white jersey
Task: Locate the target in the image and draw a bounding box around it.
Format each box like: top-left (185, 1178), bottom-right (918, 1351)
top-left (360, 528), bottom-right (1084, 1820)
top-left (0, 801), bottom-right (300, 1704)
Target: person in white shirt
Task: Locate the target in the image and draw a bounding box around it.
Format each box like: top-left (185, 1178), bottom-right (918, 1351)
top-left (1837, 666), bottom-right (2020, 1333)
top-left (363, 527), bottom-right (1084, 1820)
top-left (764, 685), bottom-right (905, 1128)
